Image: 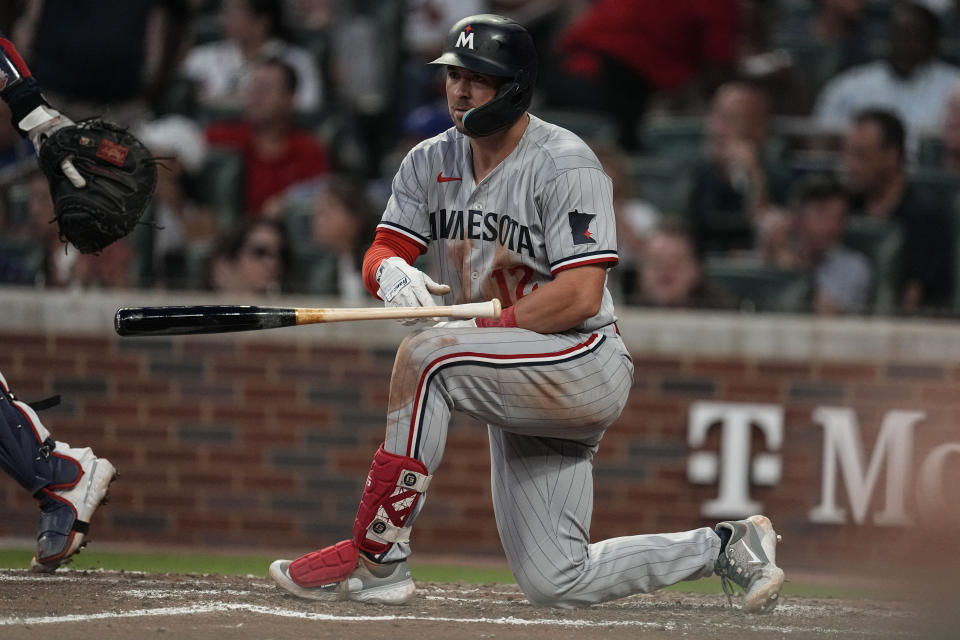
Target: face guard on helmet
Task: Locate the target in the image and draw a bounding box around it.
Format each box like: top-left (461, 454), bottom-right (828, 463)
top-left (429, 14), bottom-right (537, 137)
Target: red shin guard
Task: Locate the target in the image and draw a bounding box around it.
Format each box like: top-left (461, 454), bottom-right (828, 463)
top-left (354, 445), bottom-right (430, 555)
top-left (288, 445), bottom-right (430, 587)
top-left (289, 539), bottom-right (358, 588)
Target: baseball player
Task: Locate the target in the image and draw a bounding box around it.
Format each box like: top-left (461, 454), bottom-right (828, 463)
top-left (270, 15), bottom-right (785, 612)
top-left (0, 32), bottom-right (150, 571)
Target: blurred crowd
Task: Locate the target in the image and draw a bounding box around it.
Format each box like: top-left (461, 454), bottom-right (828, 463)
top-left (2, 0), bottom-right (960, 318)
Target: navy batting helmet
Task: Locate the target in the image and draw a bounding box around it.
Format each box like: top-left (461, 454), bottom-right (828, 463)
top-left (429, 14), bottom-right (537, 137)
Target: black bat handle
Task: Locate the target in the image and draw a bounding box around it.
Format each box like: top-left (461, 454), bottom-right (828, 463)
top-left (115, 306), bottom-right (297, 336)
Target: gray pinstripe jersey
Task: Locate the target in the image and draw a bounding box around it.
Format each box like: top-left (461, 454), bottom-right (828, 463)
top-left (378, 114), bottom-right (618, 331)
top-left (369, 115), bottom-right (722, 605)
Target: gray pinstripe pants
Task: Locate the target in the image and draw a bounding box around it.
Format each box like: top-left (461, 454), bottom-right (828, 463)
top-left (378, 325), bottom-right (719, 606)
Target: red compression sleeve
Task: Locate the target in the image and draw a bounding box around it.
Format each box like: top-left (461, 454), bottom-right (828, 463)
top-left (0, 37), bottom-right (32, 78)
top-left (0, 36), bottom-right (49, 131)
top-left (361, 228), bottom-right (426, 299)
top-left (476, 306), bottom-right (518, 328)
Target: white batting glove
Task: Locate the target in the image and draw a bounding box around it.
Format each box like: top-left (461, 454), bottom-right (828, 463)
top-left (18, 105), bottom-right (86, 188)
top-left (376, 256), bottom-right (451, 326)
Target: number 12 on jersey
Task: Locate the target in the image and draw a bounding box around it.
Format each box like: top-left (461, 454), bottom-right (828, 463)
top-left (491, 265), bottom-right (538, 305)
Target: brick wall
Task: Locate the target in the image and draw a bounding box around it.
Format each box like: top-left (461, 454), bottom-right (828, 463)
top-left (1, 292), bottom-right (958, 579)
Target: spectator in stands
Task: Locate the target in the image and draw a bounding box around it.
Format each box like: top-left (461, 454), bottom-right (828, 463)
top-left (137, 115), bottom-right (215, 289)
top-left (684, 80), bottom-right (792, 256)
top-left (761, 175), bottom-right (872, 315)
top-left (590, 140), bottom-right (662, 302)
top-left (809, 0), bottom-right (876, 71)
top-left (11, 0), bottom-right (185, 124)
top-left (775, 0), bottom-right (878, 93)
top-left (400, 0), bottom-right (487, 116)
top-left (941, 82), bottom-right (960, 172)
top-left (815, 2), bottom-right (960, 143)
top-left (737, 0), bottom-right (809, 115)
top-left (206, 57), bottom-right (330, 218)
top-left (0, 248), bottom-right (32, 285)
top-left (548, 0), bottom-right (739, 150)
top-left (309, 175), bottom-right (378, 303)
top-left (206, 218), bottom-right (291, 294)
top-left (843, 108), bottom-right (954, 313)
top-left (632, 222), bottom-right (728, 309)
top-left (21, 171), bottom-right (132, 290)
top-left (182, 0), bottom-right (322, 113)
top-left (286, 0), bottom-right (337, 30)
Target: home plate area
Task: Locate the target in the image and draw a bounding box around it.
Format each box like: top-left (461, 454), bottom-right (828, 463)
top-left (0, 570), bottom-right (935, 639)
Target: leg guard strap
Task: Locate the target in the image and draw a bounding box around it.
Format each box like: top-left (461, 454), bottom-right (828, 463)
top-left (354, 445), bottom-right (431, 555)
top-left (0, 373), bottom-right (80, 494)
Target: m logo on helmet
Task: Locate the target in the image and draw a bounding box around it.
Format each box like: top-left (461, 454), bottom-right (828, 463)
top-left (455, 27), bottom-right (475, 50)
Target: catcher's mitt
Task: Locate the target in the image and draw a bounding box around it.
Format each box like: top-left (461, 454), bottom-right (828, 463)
top-left (38, 118), bottom-right (157, 254)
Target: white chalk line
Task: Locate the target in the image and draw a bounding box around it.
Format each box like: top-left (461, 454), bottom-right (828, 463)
top-left (0, 571), bottom-right (915, 635)
top-left (0, 600), bottom-right (907, 635)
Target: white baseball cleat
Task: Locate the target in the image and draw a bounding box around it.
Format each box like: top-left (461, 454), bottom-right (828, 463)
top-left (714, 514), bottom-right (785, 613)
top-left (269, 559), bottom-right (339, 600)
top-left (270, 554), bottom-right (415, 605)
top-left (31, 448), bottom-right (117, 572)
top-left (338, 555), bottom-right (415, 605)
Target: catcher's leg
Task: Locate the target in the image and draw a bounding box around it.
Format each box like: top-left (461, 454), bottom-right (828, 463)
top-left (0, 371), bottom-right (117, 571)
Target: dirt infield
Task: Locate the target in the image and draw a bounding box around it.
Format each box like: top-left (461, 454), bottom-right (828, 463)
top-left (0, 569), bottom-right (946, 639)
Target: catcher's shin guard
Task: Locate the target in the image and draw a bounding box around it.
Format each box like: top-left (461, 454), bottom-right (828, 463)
top-left (0, 372), bottom-right (81, 494)
top-left (0, 372), bottom-right (117, 570)
top-left (287, 446), bottom-right (431, 587)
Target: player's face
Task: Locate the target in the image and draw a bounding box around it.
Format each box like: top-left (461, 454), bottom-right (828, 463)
top-left (444, 66), bottom-right (499, 135)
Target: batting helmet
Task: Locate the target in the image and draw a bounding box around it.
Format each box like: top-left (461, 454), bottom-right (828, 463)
top-left (429, 14), bottom-right (537, 137)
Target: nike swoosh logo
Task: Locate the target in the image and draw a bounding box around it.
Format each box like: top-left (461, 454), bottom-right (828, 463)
top-left (437, 172), bottom-right (461, 183)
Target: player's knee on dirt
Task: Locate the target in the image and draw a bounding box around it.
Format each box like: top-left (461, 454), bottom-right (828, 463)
top-left (354, 445), bottom-right (432, 556)
top-left (512, 560), bottom-right (596, 609)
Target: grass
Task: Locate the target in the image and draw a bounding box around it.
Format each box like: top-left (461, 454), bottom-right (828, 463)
top-left (0, 548), bottom-right (889, 600)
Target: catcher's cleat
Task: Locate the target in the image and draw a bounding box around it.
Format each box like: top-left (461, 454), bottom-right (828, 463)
top-left (30, 450), bottom-right (117, 573)
top-left (714, 515), bottom-right (785, 613)
top-left (270, 554), bottom-right (415, 605)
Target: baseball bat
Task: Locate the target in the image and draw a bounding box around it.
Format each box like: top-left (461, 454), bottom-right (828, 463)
top-left (114, 299), bottom-right (502, 337)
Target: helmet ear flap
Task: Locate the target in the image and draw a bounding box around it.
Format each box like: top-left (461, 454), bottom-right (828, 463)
top-left (462, 81), bottom-right (524, 137)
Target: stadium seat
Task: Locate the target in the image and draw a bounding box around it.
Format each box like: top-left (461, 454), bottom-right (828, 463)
top-left (915, 136), bottom-right (945, 168)
top-left (941, 39), bottom-right (960, 66)
top-left (704, 256), bottom-right (811, 313)
top-left (192, 148), bottom-right (245, 229)
top-left (189, 12), bottom-right (223, 47)
top-left (842, 217), bottom-right (902, 315)
top-left (953, 194), bottom-right (960, 314)
top-left (639, 116), bottom-right (704, 162)
top-left (907, 167), bottom-right (960, 210)
top-left (625, 156), bottom-right (693, 215)
top-left (530, 108), bottom-right (618, 143)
